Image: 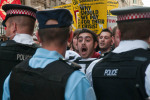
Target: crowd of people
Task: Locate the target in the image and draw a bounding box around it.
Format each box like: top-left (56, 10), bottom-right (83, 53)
top-left (0, 3), bottom-right (150, 100)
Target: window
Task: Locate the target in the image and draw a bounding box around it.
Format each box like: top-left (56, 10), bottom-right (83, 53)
top-left (133, 0), bottom-right (136, 4)
top-left (0, 22), bottom-right (5, 36)
top-left (20, 0), bottom-right (25, 5)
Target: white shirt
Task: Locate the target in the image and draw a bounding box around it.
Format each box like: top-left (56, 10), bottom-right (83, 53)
top-left (65, 50), bottom-right (80, 61)
top-left (13, 33), bottom-right (34, 45)
top-left (65, 50), bottom-right (97, 73)
top-left (86, 40), bottom-right (150, 96)
top-left (76, 58), bottom-right (97, 74)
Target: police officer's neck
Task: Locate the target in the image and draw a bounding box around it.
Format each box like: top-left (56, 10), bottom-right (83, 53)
top-left (42, 44), bottom-right (66, 57)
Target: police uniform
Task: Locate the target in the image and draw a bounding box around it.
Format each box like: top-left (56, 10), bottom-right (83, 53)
top-left (72, 57), bottom-right (97, 74)
top-left (3, 9), bottom-right (96, 100)
top-left (86, 6), bottom-right (150, 100)
top-left (0, 4), bottom-right (38, 99)
top-left (65, 50), bottom-right (97, 74)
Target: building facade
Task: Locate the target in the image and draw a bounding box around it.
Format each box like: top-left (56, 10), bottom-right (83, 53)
top-left (20, 0), bottom-right (71, 10)
top-left (0, 0), bottom-right (144, 10)
top-left (21, 0), bottom-right (143, 9)
top-left (118, 0), bottom-right (143, 7)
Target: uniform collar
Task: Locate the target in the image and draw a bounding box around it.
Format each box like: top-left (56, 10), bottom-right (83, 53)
top-left (12, 33), bottom-right (34, 45)
top-left (34, 48), bottom-right (64, 59)
top-left (113, 40), bottom-right (149, 53)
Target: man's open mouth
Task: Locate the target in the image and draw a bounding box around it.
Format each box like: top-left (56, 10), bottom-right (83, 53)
top-left (82, 47), bottom-right (87, 53)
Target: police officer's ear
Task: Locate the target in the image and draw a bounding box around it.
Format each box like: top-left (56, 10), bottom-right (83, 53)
top-left (68, 30), bottom-right (73, 43)
top-left (111, 36), bottom-right (114, 46)
top-left (36, 31), bottom-right (41, 43)
top-left (147, 36), bottom-right (150, 45)
top-left (11, 22), bottom-right (17, 33)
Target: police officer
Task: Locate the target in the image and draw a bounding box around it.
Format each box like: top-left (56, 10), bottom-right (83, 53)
top-left (3, 9), bottom-right (96, 100)
top-left (86, 6), bottom-right (150, 100)
top-left (0, 4), bottom-right (38, 99)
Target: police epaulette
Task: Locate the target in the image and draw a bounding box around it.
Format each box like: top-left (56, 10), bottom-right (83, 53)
top-left (59, 58), bottom-right (81, 70)
top-left (0, 40), bottom-right (15, 46)
top-left (70, 61), bottom-right (81, 70)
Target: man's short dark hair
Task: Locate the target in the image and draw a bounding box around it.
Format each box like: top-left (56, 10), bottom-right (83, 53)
top-left (38, 27), bottom-right (71, 46)
top-left (99, 28), bottom-right (113, 37)
top-left (118, 20), bottom-right (150, 40)
top-left (70, 28), bottom-right (82, 50)
top-left (9, 16), bottom-right (36, 34)
top-left (73, 29), bottom-right (82, 38)
top-left (77, 28), bottom-right (98, 43)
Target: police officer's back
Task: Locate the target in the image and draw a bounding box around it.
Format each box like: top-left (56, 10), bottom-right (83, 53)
top-left (0, 4), bottom-right (38, 99)
top-left (86, 6), bottom-right (150, 100)
top-left (3, 9), bottom-right (96, 100)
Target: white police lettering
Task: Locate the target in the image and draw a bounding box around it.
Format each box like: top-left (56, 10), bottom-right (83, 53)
top-left (104, 69), bottom-right (118, 76)
top-left (17, 54), bottom-right (31, 61)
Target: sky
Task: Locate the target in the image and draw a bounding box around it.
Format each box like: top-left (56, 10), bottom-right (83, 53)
top-left (142, 0), bottom-right (150, 6)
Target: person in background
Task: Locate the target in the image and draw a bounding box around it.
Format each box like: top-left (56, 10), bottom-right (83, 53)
top-left (3, 8), bottom-right (96, 100)
top-left (98, 28), bottom-right (113, 58)
top-left (0, 4), bottom-right (38, 99)
top-left (86, 6), bottom-right (150, 100)
top-left (71, 28), bottom-right (99, 73)
top-left (112, 26), bottom-right (121, 48)
top-left (77, 28), bottom-right (99, 59)
top-left (65, 29), bottom-right (81, 61)
top-left (70, 29), bottom-right (81, 53)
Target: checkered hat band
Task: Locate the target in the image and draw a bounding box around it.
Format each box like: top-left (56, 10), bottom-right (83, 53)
top-left (6, 9), bottom-right (36, 19)
top-left (117, 12), bottom-right (150, 21)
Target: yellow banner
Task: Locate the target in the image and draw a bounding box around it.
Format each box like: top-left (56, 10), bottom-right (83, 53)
top-left (107, 0), bottom-right (119, 16)
top-left (53, 4), bottom-right (77, 31)
top-left (79, 0), bottom-right (106, 3)
top-left (72, 0), bottom-right (79, 11)
top-left (79, 0), bottom-right (107, 34)
top-left (71, 0), bottom-right (80, 30)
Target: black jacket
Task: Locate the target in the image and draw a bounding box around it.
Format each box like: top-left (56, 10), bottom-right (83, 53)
top-left (92, 49), bottom-right (150, 100)
top-left (0, 40), bottom-right (38, 99)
